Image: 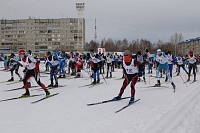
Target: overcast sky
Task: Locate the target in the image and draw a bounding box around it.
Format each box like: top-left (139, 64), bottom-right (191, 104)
top-left (0, 0), bottom-right (200, 43)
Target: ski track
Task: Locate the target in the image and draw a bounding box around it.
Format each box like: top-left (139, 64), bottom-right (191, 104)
top-left (145, 84), bottom-right (200, 133)
top-left (0, 62), bottom-right (200, 133)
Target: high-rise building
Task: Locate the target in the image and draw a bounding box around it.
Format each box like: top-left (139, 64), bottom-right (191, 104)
top-left (0, 17), bottom-right (85, 54)
top-left (177, 37), bottom-right (200, 55)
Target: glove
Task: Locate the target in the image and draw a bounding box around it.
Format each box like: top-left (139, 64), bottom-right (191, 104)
top-left (23, 69), bottom-right (27, 73)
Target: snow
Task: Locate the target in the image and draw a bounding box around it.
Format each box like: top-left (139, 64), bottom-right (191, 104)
top-left (0, 62), bottom-right (200, 133)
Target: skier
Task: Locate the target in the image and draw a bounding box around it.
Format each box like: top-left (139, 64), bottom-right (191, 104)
top-left (75, 54), bottom-right (83, 78)
top-left (136, 51), bottom-right (146, 82)
top-left (98, 53), bottom-right (103, 74)
top-left (186, 50), bottom-right (197, 81)
top-left (44, 55), bottom-right (49, 71)
top-left (166, 51), bottom-right (174, 81)
top-left (46, 51), bottom-right (59, 87)
top-left (113, 50), bottom-right (141, 104)
top-left (56, 50), bottom-right (66, 78)
top-left (176, 55), bottom-right (188, 75)
top-left (106, 53), bottom-right (113, 78)
top-left (19, 49), bottom-right (50, 97)
top-left (69, 52), bottom-right (76, 76)
top-left (7, 53), bottom-right (23, 81)
top-left (90, 50), bottom-right (100, 84)
top-left (1, 53), bottom-right (9, 70)
top-left (154, 49), bottom-right (176, 89)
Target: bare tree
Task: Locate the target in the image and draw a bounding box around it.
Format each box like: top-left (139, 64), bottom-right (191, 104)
top-left (169, 33), bottom-right (184, 56)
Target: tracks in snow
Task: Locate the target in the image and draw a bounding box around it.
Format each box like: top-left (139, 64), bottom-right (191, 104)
top-left (145, 85), bottom-right (200, 133)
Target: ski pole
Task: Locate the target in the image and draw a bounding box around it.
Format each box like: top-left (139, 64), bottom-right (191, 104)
top-left (149, 75), bottom-right (150, 85)
top-left (101, 72), bottom-right (107, 84)
top-left (179, 74), bottom-right (188, 87)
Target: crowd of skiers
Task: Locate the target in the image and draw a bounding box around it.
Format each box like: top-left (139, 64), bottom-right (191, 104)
top-left (0, 48), bottom-right (199, 103)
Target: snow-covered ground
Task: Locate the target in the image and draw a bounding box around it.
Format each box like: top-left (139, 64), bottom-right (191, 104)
top-left (0, 62), bottom-right (200, 133)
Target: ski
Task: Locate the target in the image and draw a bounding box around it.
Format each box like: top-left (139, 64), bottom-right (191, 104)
top-left (105, 77), bottom-right (115, 79)
top-left (88, 82), bottom-right (104, 88)
top-left (79, 83), bottom-right (93, 88)
top-left (190, 80), bottom-right (197, 84)
top-left (35, 85), bottom-right (67, 91)
top-left (31, 93), bottom-right (59, 104)
top-left (0, 80), bottom-right (10, 83)
top-left (87, 96), bottom-right (131, 106)
top-left (115, 78), bottom-right (125, 80)
top-left (79, 82), bottom-right (104, 88)
top-left (140, 85), bottom-right (169, 88)
top-left (0, 94), bottom-right (44, 102)
top-left (5, 86), bottom-right (38, 92)
top-left (6, 81), bottom-right (22, 85)
top-left (148, 75), bottom-right (165, 78)
top-left (115, 99), bottom-right (140, 113)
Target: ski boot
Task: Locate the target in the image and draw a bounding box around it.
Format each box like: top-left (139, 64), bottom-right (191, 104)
top-left (75, 74), bottom-right (81, 78)
top-left (97, 78), bottom-right (100, 83)
top-left (105, 72), bottom-right (109, 78)
top-left (53, 82), bottom-right (58, 87)
top-left (194, 77), bottom-right (196, 82)
top-left (129, 96), bottom-right (135, 104)
top-left (110, 72), bottom-right (112, 78)
top-left (187, 77), bottom-right (190, 82)
top-left (176, 73), bottom-right (180, 76)
top-left (48, 84), bottom-right (53, 87)
top-left (154, 80), bottom-right (161, 87)
top-left (21, 90), bottom-right (30, 97)
top-left (45, 90), bottom-right (50, 96)
top-left (165, 76), bottom-right (168, 82)
top-left (171, 82), bottom-right (176, 89)
top-left (112, 94), bottom-right (122, 101)
top-left (92, 79), bottom-right (96, 84)
top-left (143, 77), bottom-right (146, 82)
top-left (138, 78), bottom-right (141, 82)
top-left (58, 75), bottom-right (62, 78)
top-left (8, 77), bottom-right (14, 82)
top-left (71, 72), bottom-right (75, 76)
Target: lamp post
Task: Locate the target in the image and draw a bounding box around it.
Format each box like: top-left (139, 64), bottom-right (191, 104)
top-left (76, 3), bottom-right (85, 52)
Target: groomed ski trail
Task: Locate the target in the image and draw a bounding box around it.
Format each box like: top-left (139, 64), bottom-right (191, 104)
top-left (145, 85), bottom-right (200, 133)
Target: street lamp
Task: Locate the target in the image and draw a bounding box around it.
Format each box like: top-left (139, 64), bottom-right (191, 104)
top-left (76, 3), bottom-right (85, 52)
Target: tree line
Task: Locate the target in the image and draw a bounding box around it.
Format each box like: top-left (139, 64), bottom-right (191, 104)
top-left (84, 33), bottom-right (183, 55)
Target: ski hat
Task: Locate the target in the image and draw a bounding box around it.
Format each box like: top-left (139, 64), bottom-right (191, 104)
top-left (157, 49), bottom-right (162, 54)
top-left (27, 50), bottom-right (32, 55)
top-left (157, 49), bottom-right (161, 52)
top-left (10, 53), bottom-right (15, 57)
top-left (90, 49), bottom-right (94, 53)
top-left (146, 49), bottom-right (149, 53)
top-left (124, 50), bottom-right (131, 56)
top-left (189, 50), bottom-right (193, 55)
top-left (46, 51), bottom-right (51, 56)
top-left (137, 51), bottom-right (142, 55)
top-left (19, 49), bottom-right (25, 54)
top-left (124, 50), bottom-right (131, 62)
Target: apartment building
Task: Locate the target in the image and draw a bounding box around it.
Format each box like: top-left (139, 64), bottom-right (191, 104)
top-left (0, 17), bottom-right (85, 54)
top-left (177, 37), bottom-right (200, 56)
